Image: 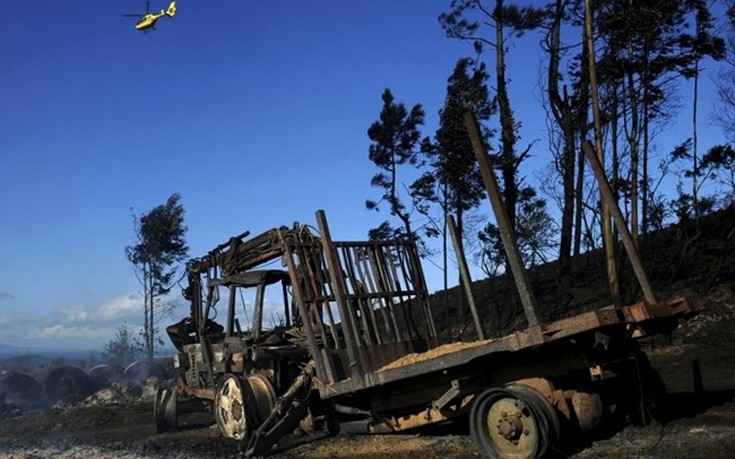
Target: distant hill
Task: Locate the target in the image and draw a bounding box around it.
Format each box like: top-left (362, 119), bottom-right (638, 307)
top-left (0, 344), bottom-right (178, 374)
top-left (0, 344), bottom-right (22, 357)
top-left (0, 344), bottom-right (98, 360)
top-left (0, 348), bottom-right (104, 375)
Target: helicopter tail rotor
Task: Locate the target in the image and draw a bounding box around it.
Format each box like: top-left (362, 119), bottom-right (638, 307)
top-left (165, 1), bottom-right (176, 17)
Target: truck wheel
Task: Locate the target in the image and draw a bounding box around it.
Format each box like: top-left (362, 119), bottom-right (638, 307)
top-left (470, 387), bottom-right (555, 459)
top-left (154, 387), bottom-right (178, 433)
top-left (507, 384), bottom-right (560, 447)
top-left (246, 373), bottom-right (277, 423)
top-left (215, 374), bottom-right (250, 440)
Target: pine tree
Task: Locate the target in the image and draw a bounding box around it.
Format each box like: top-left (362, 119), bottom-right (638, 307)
top-left (125, 193), bottom-right (188, 363)
top-left (365, 89), bottom-right (425, 242)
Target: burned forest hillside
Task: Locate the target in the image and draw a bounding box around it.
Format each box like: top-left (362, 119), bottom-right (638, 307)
top-left (428, 203), bottom-right (735, 343)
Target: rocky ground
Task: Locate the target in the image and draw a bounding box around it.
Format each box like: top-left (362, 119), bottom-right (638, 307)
top-left (0, 280), bottom-right (733, 458)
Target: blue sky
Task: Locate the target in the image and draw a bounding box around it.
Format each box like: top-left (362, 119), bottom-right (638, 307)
top-left (0, 1), bottom-right (729, 352)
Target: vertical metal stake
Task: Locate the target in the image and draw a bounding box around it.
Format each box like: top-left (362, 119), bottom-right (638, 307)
top-left (464, 111), bottom-right (541, 327)
top-left (315, 209), bottom-right (365, 381)
top-left (447, 215), bottom-right (485, 340)
top-left (581, 141), bottom-right (658, 304)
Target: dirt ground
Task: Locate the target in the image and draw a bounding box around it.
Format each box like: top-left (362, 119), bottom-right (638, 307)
top-left (0, 282), bottom-right (733, 459)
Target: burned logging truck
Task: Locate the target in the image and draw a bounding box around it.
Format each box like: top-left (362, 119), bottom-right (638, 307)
top-left (154, 113), bottom-right (701, 459)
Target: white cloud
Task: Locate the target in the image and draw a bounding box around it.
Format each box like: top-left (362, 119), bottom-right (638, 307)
top-left (97, 293), bottom-right (142, 321)
top-left (2, 291), bottom-right (188, 351)
top-left (57, 293), bottom-right (144, 326)
top-left (59, 304), bottom-right (90, 322)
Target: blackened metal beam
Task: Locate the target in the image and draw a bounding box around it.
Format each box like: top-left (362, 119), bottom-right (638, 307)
top-left (582, 141), bottom-right (658, 304)
top-left (315, 209), bottom-right (365, 381)
top-left (464, 111), bottom-right (540, 327)
top-left (447, 215), bottom-right (485, 340)
top-left (279, 231), bottom-right (332, 385)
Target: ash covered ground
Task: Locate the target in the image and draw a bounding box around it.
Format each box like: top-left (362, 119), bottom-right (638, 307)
top-left (0, 281), bottom-right (734, 458)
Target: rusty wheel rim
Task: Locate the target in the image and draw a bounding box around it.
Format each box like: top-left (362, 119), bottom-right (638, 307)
top-left (471, 388), bottom-right (542, 459)
top-left (485, 396), bottom-right (539, 458)
top-left (214, 374), bottom-right (247, 440)
top-left (154, 387), bottom-right (178, 433)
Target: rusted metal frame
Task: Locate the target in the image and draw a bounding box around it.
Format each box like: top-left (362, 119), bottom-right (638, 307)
top-left (384, 244), bottom-right (420, 339)
top-left (212, 228), bottom-right (252, 252)
top-left (380, 247), bottom-right (419, 340)
top-left (353, 247), bottom-right (384, 346)
top-left (332, 297), bottom-right (701, 395)
top-left (338, 244), bottom-right (373, 346)
top-left (221, 229), bottom-right (282, 274)
top-left (381, 243), bottom-right (399, 290)
top-left (316, 210), bottom-right (366, 381)
top-left (431, 378), bottom-right (484, 413)
top-left (252, 282), bottom-right (265, 342)
top-left (582, 140), bottom-right (658, 305)
top-left (202, 266), bottom-right (219, 335)
top-left (176, 377), bottom-right (216, 400)
top-left (447, 215), bottom-right (486, 340)
top-left (188, 274), bottom-right (204, 328)
top-left (378, 244), bottom-right (413, 341)
top-left (368, 331), bottom-right (589, 390)
top-left (539, 309), bottom-right (620, 341)
top-left (340, 244), bottom-right (382, 346)
top-left (362, 245), bottom-right (405, 346)
top-left (338, 239), bottom-right (411, 249)
top-left (393, 244), bottom-right (423, 338)
top-left (380, 247), bottom-right (409, 340)
top-left (279, 231), bottom-right (333, 385)
top-left (394, 241), bottom-right (434, 338)
top-left (281, 282), bottom-right (291, 327)
top-left (368, 396), bottom-right (474, 432)
top-left (506, 297), bottom-right (695, 344)
top-left (620, 297), bottom-right (699, 323)
top-left (296, 242), bottom-right (333, 347)
top-left (225, 284), bottom-right (237, 338)
top-left (432, 382), bottom-right (462, 412)
top-left (356, 246), bottom-right (396, 343)
top-left (404, 237), bottom-right (438, 338)
top-left (368, 245), bottom-right (405, 342)
top-left (224, 286), bottom-right (241, 374)
top-left (244, 360), bottom-right (316, 458)
top-left (355, 246), bottom-right (392, 341)
top-left (197, 268), bottom-right (220, 387)
top-left (310, 242), bottom-right (343, 349)
top-left (617, 303), bottom-right (698, 338)
top-left (297, 237), bottom-right (340, 350)
top-left (464, 111), bottom-right (541, 327)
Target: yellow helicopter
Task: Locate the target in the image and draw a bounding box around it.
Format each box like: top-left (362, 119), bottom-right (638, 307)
top-left (124, 1), bottom-right (177, 31)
